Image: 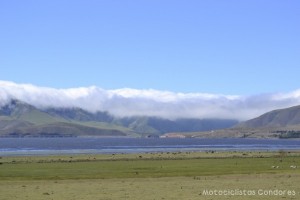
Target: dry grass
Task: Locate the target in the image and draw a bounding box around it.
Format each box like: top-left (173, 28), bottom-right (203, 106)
top-left (0, 174), bottom-right (299, 200)
top-left (0, 151), bottom-right (300, 199)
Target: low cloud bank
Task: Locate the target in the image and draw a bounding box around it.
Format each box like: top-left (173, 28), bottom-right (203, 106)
top-left (1, 80), bottom-right (300, 121)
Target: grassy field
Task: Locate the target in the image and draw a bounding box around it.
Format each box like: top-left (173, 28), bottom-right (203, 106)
top-left (0, 151), bottom-right (300, 199)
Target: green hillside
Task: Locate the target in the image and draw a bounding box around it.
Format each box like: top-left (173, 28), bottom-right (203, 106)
top-left (0, 100), bottom-right (136, 137)
top-left (0, 99), bottom-right (239, 137)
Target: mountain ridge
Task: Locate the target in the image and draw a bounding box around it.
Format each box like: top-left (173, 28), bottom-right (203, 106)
top-left (236, 105), bottom-right (300, 129)
top-left (0, 99), bottom-right (238, 137)
top-left (183, 104), bottom-right (300, 139)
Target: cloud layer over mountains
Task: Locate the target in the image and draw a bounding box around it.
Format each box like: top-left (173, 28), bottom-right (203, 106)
top-left (1, 80), bottom-right (300, 121)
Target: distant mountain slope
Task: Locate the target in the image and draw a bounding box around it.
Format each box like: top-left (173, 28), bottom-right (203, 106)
top-left (161, 105), bottom-right (300, 139)
top-left (0, 99), bottom-right (62, 125)
top-left (1, 122), bottom-right (128, 137)
top-left (0, 100), bottom-right (135, 137)
top-left (0, 99), bottom-right (239, 137)
top-left (228, 105), bottom-right (300, 138)
top-left (237, 105), bottom-right (300, 129)
top-left (45, 107), bottom-right (113, 122)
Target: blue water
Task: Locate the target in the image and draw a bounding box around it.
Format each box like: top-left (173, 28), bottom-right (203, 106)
top-left (0, 138), bottom-right (300, 156)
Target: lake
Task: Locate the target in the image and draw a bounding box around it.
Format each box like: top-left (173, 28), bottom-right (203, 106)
top-left (0, 137), bottom-right (300, 156)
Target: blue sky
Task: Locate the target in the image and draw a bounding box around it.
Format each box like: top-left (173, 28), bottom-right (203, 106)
top-left (0, 0), bottom-right (299, 95)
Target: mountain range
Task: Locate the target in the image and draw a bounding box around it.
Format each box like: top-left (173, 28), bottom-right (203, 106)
top-left (188, 105), bottom-right (300, 138)
top-left (233, 105), bottom-right (300, 138)
top-left (1, 99), bottom-right (300, 138)
top-left (0, 99), bottom-right (238, 137)
top-left (237, 105), bottom-right (300, 129)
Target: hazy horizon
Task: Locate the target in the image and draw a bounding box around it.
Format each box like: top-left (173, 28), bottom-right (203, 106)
top-left (1, 80), bottom-right (300, 121)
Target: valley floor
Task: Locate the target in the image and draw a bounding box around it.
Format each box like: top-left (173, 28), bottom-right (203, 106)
top-left (0, 151), bottom-right (299, 200)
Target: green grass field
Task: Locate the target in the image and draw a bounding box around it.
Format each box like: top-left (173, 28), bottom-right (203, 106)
top-left (0, 151), bottom-right (299, 199)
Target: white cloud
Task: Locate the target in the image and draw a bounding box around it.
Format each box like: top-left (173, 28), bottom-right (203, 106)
top-left (1, 80), bottom-right (300, 121)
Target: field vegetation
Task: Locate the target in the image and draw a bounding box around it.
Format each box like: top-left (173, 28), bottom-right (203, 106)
top-left (0, 151), bottom-right (299, 200)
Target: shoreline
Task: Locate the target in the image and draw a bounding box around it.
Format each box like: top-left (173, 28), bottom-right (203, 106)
top-left (1, 150), bottom-right (300, 161)
top-left (2, 148), bottom-right (300, 157)
top-left (1, 137), bottom-right (300, 156)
